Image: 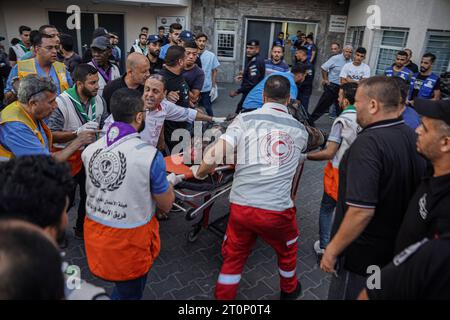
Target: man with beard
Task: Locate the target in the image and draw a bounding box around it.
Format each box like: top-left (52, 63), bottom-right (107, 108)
top-left (88, 36), bottom-right (120, 97)
top-left (49, 63), bottom-right (108, 239)
top-left (385, 50), bottom-right (413, 82)
top-left (159, 23), bottom-right (183, 60)
top-left (407, 53), bottom-right (441, 106)
top-left (129, 33), bottom-right (148, 56)
top-left (320, 76), bottom-right (427, 300)
top-left (230, 40), bottom-right (265, 113)
top-left (82, 88), bottom-right (175, 300)
top-left (146, 35), bottom-right (164, 74)
top-left (265, 45), bottom-right (289, 76)
top-left (0, 155), bottom-right (109, 299)
top-left (103, 52), bottom-right (150, 112)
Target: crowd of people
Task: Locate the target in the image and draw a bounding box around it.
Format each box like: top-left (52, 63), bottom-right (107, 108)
top-left (0, 22), bottom-right (449, 301)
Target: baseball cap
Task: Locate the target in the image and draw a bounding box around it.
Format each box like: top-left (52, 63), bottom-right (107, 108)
top-left (90, 36), bottom-right (112, 50)
top-left (247, 39), bottom-right (260, 46)
top-left (415, 99), bottom-right (450, 126)
top-left (147, 34), bottom-right (162, 44)
top-left (92, 27), bottom-right (109, 39)
top-left (179, 30), bottom-right (194, 41)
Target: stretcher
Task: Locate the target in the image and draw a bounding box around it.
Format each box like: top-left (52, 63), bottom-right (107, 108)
top-left (165, 153), bottom-right (235, 242)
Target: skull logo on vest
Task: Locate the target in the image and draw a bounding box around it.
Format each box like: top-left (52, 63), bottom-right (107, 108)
top-left (88, 148), bottom-right (127, 192)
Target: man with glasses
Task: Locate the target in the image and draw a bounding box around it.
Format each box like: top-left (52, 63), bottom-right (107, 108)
top-left (4, 32), bottom-right (73, 103)
top-left (0, 74), bottom-right (95, 162)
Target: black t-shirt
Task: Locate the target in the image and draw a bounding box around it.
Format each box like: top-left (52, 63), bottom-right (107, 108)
top-left (333, 118), bottom-right (427, 275)
top-left (8, 47), bottom-right (17, 62)
top-left (158, 67), bottom-right (191, 150)
top-left (368, 235), bottom-right (450, 300)
top-left (411, 73), bottom-right (441, 100)
top-left (405, 61), bottom-right (419, 74)
top-left (102, 73), bottom-right (144, 113)
top-left (395, 173), bottom-right (450, 254)
top-left (148, 56), bottom-right (164, 75)
top-left (297, 60), bottom-right (314, 94)
top-left (64, 53), bottom-right (82, 77)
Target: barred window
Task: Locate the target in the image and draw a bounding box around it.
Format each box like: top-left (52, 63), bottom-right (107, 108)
top-left (373, 28), bottom-right (409, 75)
top-left (424, 30), bottom-right (450, 74)
top-left (215, 20), bottom-right (237, 61)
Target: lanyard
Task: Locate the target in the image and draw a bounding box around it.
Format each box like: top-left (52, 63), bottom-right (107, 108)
top-left (66, 86), bottom-right (96, 122)
top-left (91, 59), bottom-right (112, 83)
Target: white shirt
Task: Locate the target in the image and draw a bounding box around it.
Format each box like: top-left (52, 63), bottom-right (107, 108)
top-left (103, 99), bottom-right (197, 147)
top-left (339, 62), bottom-right (371, 82)
top-left (87, 62), bottom-right (120, 97)
top-left (220, 103), bottom-right (309, 211)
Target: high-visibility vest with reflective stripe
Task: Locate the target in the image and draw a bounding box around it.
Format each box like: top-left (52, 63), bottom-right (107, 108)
top-left (17, 59), bottom-right (69, 93)
top-left (0, 101), bottom-right (52, 160)
top-left (323, 109), bottom-right (359, 201)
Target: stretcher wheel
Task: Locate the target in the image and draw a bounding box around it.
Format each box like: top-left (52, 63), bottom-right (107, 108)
top-left (185, 208), bottom-right (196, 221)
top-left (187, 224), bottom-right (202, 243)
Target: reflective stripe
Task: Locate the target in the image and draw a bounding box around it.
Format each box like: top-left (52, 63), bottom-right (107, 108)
top-left (242, 113), bottom-right (302, 130)
top-left (286, 236), bottom-right (299, 247)
top-left (224, 234), bottom-right (228, 241)
top-left (279, 268), bottom-right (296, 278)
top-left (217, 273), bottom-right (241, 285)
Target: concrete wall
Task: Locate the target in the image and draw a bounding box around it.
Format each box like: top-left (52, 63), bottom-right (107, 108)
top-left (191, 0), bottom-right (350, 83)
top-left (347, 0), bottom-right (450, 70)
top-left (0, 0), bottom-right (190, 55)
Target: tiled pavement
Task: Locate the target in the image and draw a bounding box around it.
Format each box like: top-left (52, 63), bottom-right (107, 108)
top-left (64, 84), bottom-right (334, 300)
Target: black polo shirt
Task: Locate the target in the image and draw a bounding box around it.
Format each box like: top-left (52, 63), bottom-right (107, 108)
top-left (332, 118), bottom-right (427, 275)
top-left (102, 73), bottom-right (144, 113)
top-left (368, 235), bottom-right (450, 300)
top-left (148, 56), bottom-right (164, 74)
top-left (395, 172), bottom-right (450, 254)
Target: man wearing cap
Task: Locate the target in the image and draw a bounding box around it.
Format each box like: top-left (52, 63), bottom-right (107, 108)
top-left (230, 40), bottom-right (265, 113)
top-left (88, 36), bottom-right (120, 97)
top-left (159, 23), bottom-right (183, 61)
top-left (130, 33), bottom-right (148, 56)
top-left (82, 27), bottom-right (110, 63)
top-left (395, 99), bottom-right (450, 254)
top-left (103, 53), bottom-right (149, 112)
top-left (146, 35), bottom-right (164, 74)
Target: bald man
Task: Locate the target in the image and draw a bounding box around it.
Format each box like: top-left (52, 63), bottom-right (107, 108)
top-left (103, 52), bottom-right (150, 112)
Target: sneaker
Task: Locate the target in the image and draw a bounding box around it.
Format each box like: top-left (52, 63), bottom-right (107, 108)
top-left (280, 281), bottom-right (302, 300)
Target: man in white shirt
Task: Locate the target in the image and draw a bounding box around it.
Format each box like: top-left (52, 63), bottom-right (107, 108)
top-left (340, 47), bottom-right (371, 84)
top-left (196, 33), bottom-right (220, 117)
top-left (193, 75), bottom-right (310, 300)
top-left (103, 75), bottom-right (225, 149)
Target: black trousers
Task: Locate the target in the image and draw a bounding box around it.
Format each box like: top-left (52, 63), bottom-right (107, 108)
top-left (310, 83), bottom-right (341, 123)
top-left (235, 91), bottom-right (249, 114)
top-left (69, 167), bottom-right (87, 231)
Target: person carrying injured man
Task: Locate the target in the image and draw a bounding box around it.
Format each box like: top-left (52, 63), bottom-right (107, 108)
top-left (191, 75), bottom-right (322, 300)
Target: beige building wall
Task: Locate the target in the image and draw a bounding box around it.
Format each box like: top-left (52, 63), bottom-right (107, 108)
top-left (0, 0), bottom-right (190, 53)
top-left (347, 0), bottom-right (450, 71)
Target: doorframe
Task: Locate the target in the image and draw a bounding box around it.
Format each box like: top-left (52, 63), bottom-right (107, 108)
top-left (46, 9), bottom-right (125, 58)
top-left (243, 17), bottom-right (319, 68)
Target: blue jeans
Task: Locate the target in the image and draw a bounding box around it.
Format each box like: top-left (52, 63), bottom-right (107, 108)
top-left (319, 192), bottom-right (336, 249)
top-left (199, 91), bottom-right (213, 116)
top-left (111, 273), bottom-right (148, 300)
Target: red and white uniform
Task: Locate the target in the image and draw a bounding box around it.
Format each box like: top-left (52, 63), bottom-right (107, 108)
top-left (215, 102), bottom-right (309, 300)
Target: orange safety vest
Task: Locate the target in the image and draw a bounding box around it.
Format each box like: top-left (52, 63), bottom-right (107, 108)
top-left (0, 101), bottom-right (52, 160)
top-left (323, 161), bottom-right (339, 201)
top-left (17, 58), bottom-right (70, 93)
top-left (83, 215), bottom-right (161, 282)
